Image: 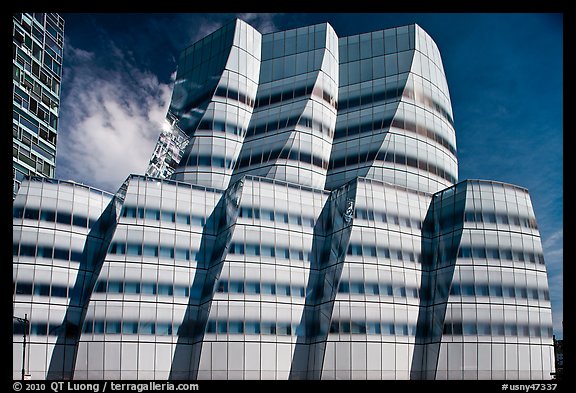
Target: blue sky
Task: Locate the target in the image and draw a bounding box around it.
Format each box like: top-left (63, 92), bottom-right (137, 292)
top-left (55, 13), bottom-right (563, 338)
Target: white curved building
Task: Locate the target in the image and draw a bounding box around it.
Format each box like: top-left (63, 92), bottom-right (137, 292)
top-left (13, 19), bottom-right (554, 380)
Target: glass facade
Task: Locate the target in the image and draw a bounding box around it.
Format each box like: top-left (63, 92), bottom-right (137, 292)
top-left (13, 19), bottom-right (554, 380)
top-left (12, 13), bottom-right (64, 198)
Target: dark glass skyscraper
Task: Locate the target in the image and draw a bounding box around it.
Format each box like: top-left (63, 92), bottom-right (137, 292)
top-left (13, 19), bottom-right (554, 380)
top-left (12, 13), bottom-right (64, 198)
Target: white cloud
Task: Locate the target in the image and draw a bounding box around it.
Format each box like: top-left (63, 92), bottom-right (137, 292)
top-left (543, 228), bottom-right (563, 250)
top-left (236, 13), bottom-right (280, 33)
top-left (56, 44), bottom-right (173, 193)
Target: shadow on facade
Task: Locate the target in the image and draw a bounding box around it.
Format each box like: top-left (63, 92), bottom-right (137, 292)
top-left (289, 180), bottom-right (357, 379)
top-left (46, 196), bottom-right (121, 380)
top-left (410, 186), bottom-right (465, 379)
top-left (169, 179), bottom-right (243, 380)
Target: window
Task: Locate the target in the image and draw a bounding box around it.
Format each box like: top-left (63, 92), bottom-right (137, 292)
top-left (124, 282), bottom-right (140, 294)
top-left (245, 244), bottom-right (260, 256)
top-left (94, 281), bottom-right (107, 293)
top-left (245, 282), bottom-right (260, 294)
top-left (365, 283), bottom-right (379, 295)
top-left (293, 286), bottom-right (305, 297)
top-left (158, 284), bottom-right (173, 296)
top-left (463, 323), bottom-right (477, 335)
top-left (206, 321), bottom-right (216, 333)
top-left (161, 211), bottom-right (175, 222)
top-left (505, 324), bottom-right (518, 336)
top-left (512, 251), bottom-right (525, 262)
top-left (24, 208), bottom-right (39, 220)
top-left (483, 212), bottom-right (497, 223)
top-left (156, 323), bottom-right (172, 335)
top-left (31, 323), bottom-right (48, 336)
top-left (72, 215), bottom-right (87, 228)
top-left (529, 326), bottom-right (541, 338)
top-left (126, 244), bottom-right (142, 256)
top-left (377, 247), bottom-right (390, 258)
top-left (229, 321), bottom-right (244, 334)
top-left (229, 281), bottom-right (244, 294)
top-left (105, 321), bottom-right (121, 334)
top-left (122, 207), bottom-right (137, 218)
top-left (393, 286), bottom-right (406, 297)
top-left (107, 281), bottom-right (123, 293)
top-left (500, 249), bottom-right (513, 260)
top-left (261, 322), bottom-right (276, 335)
top-left (145, 209), bottom-right (160, 220)
top-left (380, 284), bottom-right (393, 296)
top-left (87, 321), bottom-right (103, 334)
top-left (351, 321), bottom-right (366, 334)
top-left (261, 246), bottom-right (275, 257)
top-left (240, 207), bottom-right (253, 219)
top-left (277, 284), bottom-right (290, 296)
top-left (20, 245), bottom-right (36, 257)
top-left (141, 283), bottom-right (156, 295)
top-left (492, 324), bottom-right (505, 336)
top-left (40, 210), bottom-right (56, 222)
top-left (503, 286), bottom-right (516, 298)
top-left (245, 322), bottom-right (260, 334)
top-left (159, 246), bottom-right (174, 258)
top-left (477, 323), bottom-right (491, 336)
top-left (191, 216), bottom-right (205, 227)
top-left (174, 285), bottom-right (189, 297)
top-left (56, 212), bottom-right (72, 225)
top-left (338, 282), bottom-right (350, 293)
top-left (450, 283), bottom-right (461, 296)
top-left (216, 280), bottom-right (228, 293)
top-left (143, 245), bottom-right (158, 257)
top-left (350, 282), bottom-right (365, 294)
top-left (461, 284), bottom-right (475, 297)
top-left (230, 243), bottom-right (244, 255)
top-left (395, 324), bottom-right (408, 336)
top-left (458, 247), bottom-right (471, 258)
top-left (51, 285), bottom-right (67, 298)
top-left (176, 213), bottom-right (190, 225)
top-left (53, 248), bottom-right (69, 260)
top-left (261, 283), bottom-right (276, 295)
top-left (34, 284), bottom-right (50, 296)
top-left (263, 210), bottom-right (275, 221)
top-left (122, 322), bottom-right (138, 334)
top-left (516, 287), bottom-right (528, 299)
top-left (13, 207), bottom-right (24, 219)
top-left (476, 284), bottom-right (490, 297)
top-left (452, 322), bottom-right (463, 335)
top-left (175, 248), bottom-right (190, 260)
top-left (348, 245), bottom-right (363, 256)
top-left (82, 320), bottom-right (93, 334)
top-left (366, 322), bottom-right (381, 334)
top-left (216, 321), bottom-right (228, 333)
top-left (382, 323), bottom-right (395, 335)
top-left (489, 285), bottom-right (503, 297)
top-left (288, 215), bottom-right (302, 225)
top-left (472, 247), bottom-right (486, 259)
top-left (365, 246), bottom-right (377, 257)
top-left (518, 324), bottom-right (530, 337)
top-left (140, 322), bottom-right (155, 335)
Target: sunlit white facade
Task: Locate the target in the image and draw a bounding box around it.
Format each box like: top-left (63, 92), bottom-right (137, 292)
top-left (13, 19), bottom-right (554, 380)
